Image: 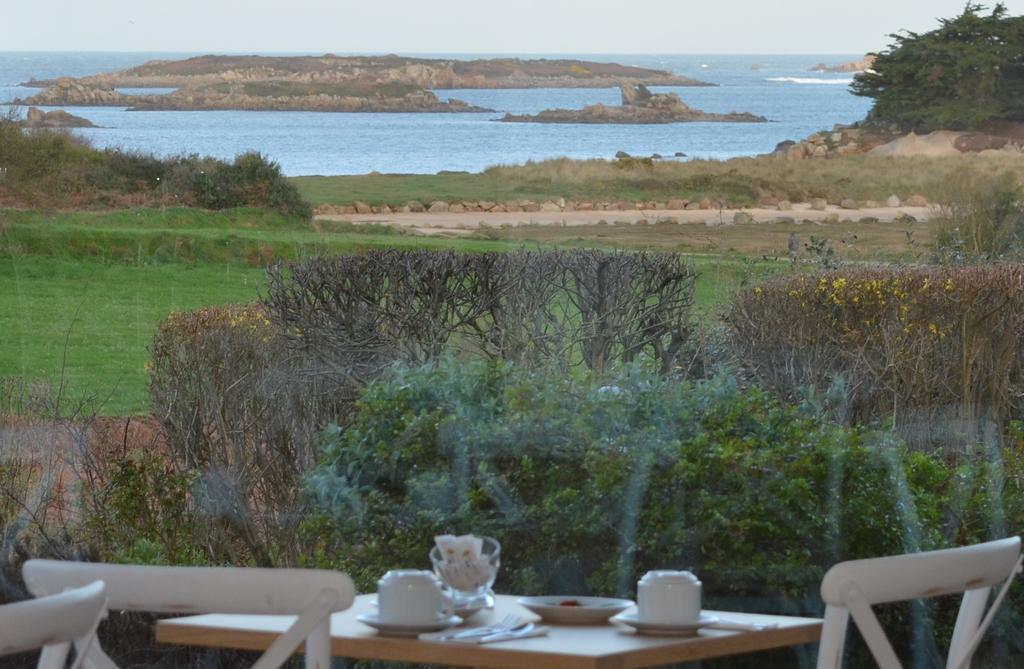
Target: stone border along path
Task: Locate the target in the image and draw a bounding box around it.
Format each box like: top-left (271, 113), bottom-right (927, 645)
top-left (316, 204), bottom-right (932, 235)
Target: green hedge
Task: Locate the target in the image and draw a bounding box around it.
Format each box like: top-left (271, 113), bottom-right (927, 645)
top-left (305, 360), bottom-right (1024, 666)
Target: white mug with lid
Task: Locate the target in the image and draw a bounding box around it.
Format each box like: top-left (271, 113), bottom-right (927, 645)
top-left (637, 570), bottom-right (702, 624)
top-left (377, 569), bottom-right (454, 624)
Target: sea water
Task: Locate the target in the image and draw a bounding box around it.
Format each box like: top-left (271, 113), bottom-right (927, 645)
top-left (0, 52), bottom-right (871, 176)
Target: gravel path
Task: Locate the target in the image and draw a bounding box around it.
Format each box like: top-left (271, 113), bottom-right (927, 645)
top-left (317, 205), bottom-right (932, 235)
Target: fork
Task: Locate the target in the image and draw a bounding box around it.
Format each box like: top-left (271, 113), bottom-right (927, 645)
top-left (477, 621), bottom-right (536, 643)
top-left (423, 614), bottom-right (522, 642)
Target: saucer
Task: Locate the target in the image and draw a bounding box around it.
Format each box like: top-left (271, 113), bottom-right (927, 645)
top-left (357, 612), bottom-right (463, 637)
top-left (452, 590), bottom-right (495, 618)
top-left (612, 612), bottom-right (718, 636)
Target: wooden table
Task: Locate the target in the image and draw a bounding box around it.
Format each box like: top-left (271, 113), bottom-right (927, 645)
top-left (156, 594), bottom-right (822, 669)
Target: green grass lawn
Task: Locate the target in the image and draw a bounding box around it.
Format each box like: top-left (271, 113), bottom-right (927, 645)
top-left (294, 172), bottom-right (572, 208)
top-left (1, 257), bottom-right (266, 415)
top-left (1, 208), bottom-right (515, 262)
top-left (1, 208), bottom-right (770, 415)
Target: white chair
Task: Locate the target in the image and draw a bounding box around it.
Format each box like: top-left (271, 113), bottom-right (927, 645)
top-left (23, 560), bottom-right (355, 669)
top-left (816, 536), bottom-right (1022, 669)
top-left (0, 580), bottom-right (107, 669)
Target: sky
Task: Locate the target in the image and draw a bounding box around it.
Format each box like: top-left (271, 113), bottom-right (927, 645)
top-left (4, 0), bottom-right (1024, 54)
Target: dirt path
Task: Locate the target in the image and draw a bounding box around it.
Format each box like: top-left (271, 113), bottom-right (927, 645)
top-left (316, 204), bottom-right (936, 257)
top-left (317, 205), bottom-right (931, 236)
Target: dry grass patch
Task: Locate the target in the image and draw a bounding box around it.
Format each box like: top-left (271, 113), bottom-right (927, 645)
top-left (296, 153), bottom-right (1024, 208)
top-left (475, 218), bottom-right (935, 260)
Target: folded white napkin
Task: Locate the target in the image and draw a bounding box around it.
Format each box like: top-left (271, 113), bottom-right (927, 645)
top-left (434, 534), bottom-right (483, 561)
top-left (707, 619), bottom-right (779, 632)
top-left (454, 625), bottom-right (549, 644)
top-left (434, 534), bottom-right (492, 591)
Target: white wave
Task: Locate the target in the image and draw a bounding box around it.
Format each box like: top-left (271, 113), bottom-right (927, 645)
top-left (766, 76), bottom-right (854, 85)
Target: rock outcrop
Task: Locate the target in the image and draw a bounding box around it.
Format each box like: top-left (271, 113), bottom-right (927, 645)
top-left (810, 56), bottom-right (876, 73)
top-left (129, 89), bottom-right (490, 113)
top-left (770, 121), bottom-right (1024, 160)
top-left (21, 78), bottom-right (131, 106)
top-left (17, 78), bottom-right (492, 113)
top-left (500, 83), bottom-right (766, 125)
top-left (868, 131), bottom-right (963, 157)
top-left (23, 106), bottom-right (96, 128)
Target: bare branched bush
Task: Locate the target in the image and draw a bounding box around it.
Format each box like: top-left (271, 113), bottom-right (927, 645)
top-left (0, 377), bottom-right (95, 606)
top-left (0, 379), bottom-right (258, 667)
top-left (557, 250), bottom-right (697, 374)
top-left (726, 265), bottom-right (1024, 453)
top-left (148, 304), bottom-right (344, 566)
top-left (265, 250), bottom-right (485, 377)
top-left (459, 251), bottom-right (569, 366)
top-left (264, 249), bottom-right (698, 378)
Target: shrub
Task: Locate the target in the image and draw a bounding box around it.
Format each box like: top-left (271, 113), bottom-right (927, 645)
top-left (934, 169), bottom-right (1024, 262)
top-left (0, 116), bottom-right (311, 217)
top-left (145, 249), bottom-right (697, 565)
top-left (305, 360), bottom-right (1024, 666)
top-left (0, 377), bottom-right (95, 606)
top-left (170, 152), bottom-right (312, 218)
top-left (725, 265), bottom-right (1024, 452)
top-left (264, 248), bottom-right (699, 380)
top-left (76, 420), bottom-right (205, 566)
top-left (0, 428), bottom-right (72, 601)
top-left (0, 386), bottom-right (262, 667)
top-left (148, 304), bottom-right (345, 566)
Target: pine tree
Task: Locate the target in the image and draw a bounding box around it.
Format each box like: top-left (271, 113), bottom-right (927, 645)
top-left (853, 3), bottom-right (1024, 131)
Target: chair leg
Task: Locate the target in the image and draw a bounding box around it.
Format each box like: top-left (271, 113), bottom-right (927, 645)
top-left (816, 605), bottom-right (850, 669)
top-left (36, 644), bottom-right (71, 669)
top-left (947, 588), bottom-right (989, 669)
top-left (305, 622), bottom-right (330, 669)
top-left (78, 644), bottom-right (120, 669)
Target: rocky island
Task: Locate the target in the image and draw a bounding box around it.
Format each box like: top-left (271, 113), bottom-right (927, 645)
top-left (500, 83), bottom-right (767, 125)
top-left (22, 106), bottom-right (96, 128)
top-left (13, 54), bottom-right (714, 114)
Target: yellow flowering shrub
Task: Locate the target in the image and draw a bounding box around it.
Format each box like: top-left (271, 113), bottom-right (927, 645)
top-left (727, 265), bottom-right (1024, 451)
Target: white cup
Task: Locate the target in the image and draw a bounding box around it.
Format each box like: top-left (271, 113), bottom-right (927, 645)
top-left (637, 570), bottom-right (702, 624)
top-left (377, 570), bottom-right (454, 624)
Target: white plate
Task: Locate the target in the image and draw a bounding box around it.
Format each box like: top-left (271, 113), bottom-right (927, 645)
top-left (612, 612), bottom-right (719, 636)
top-left (517, 596), bottom-right (635, 624)
top-left (357, 612), bottom-right (463, 637)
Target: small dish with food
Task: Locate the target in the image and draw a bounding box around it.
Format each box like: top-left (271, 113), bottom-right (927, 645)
top-left (516, 596), bottom-right (635, 624)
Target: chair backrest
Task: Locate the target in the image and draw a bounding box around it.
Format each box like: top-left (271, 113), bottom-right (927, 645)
top-left (24, 561), bottom-right (356, 669)
top-left (0, 580), bottom-right (106, 669)
top-left (816, 537), bottom-right (1022, 669)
